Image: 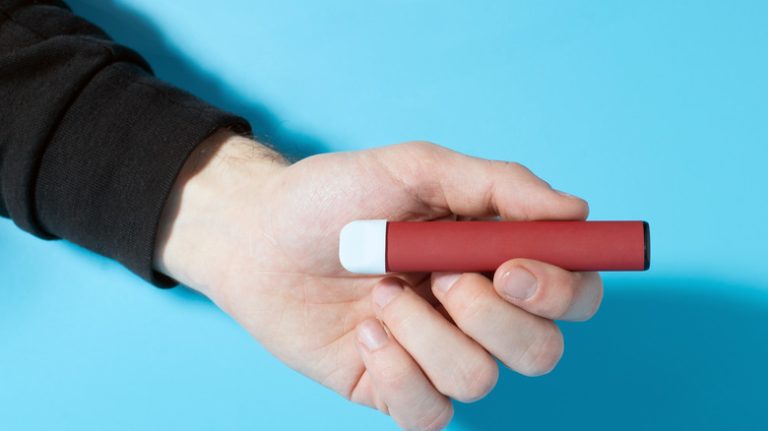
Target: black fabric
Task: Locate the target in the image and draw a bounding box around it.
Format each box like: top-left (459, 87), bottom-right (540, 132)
top-left (0, 0), bottom-right (251, 286)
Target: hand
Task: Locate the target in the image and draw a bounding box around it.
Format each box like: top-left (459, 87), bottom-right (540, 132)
top-left (155, 131), bottom-right (603, 431)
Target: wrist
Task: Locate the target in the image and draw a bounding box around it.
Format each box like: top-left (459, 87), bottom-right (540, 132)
top-left (153, 129), bottom-right (288, 296)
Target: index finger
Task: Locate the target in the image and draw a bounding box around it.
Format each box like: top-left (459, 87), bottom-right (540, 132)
top-left (376, 142), bottom-right (589, 221)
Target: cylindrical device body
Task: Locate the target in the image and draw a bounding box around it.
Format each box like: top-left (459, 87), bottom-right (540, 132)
top-left (386, 221), bottom-right (649, 272)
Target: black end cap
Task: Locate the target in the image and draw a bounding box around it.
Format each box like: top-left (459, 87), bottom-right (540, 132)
top-left (643, 221), bottom-right (651, 270)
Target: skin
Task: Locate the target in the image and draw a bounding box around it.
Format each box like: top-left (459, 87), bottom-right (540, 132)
top-left (154, 130), bottom-right (604, 431)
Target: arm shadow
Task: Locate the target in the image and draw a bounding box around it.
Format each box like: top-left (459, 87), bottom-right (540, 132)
top-left (66, 0), bottom-right (330, 161)
top-left (454, 275), bottom-right (768, 430)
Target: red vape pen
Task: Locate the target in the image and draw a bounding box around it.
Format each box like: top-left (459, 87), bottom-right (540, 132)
top-left (339, 220), bottom-right (650, 274)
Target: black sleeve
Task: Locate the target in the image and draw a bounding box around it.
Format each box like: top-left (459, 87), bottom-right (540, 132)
top-left (0, 0), bottom-right (251, 286)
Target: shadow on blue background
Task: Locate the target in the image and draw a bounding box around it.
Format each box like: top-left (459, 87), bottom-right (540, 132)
top-left (456, 276), bottom-right (768, 430)
top-left (68, 0), bottom-right (330, 160)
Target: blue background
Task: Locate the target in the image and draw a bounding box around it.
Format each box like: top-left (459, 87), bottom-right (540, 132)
top-left (1, 1), bottom-right (767, 429)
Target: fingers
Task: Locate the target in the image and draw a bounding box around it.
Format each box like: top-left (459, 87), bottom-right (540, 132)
top-left (377, 141), bottom-right (589, 220)
top-left (355, 319), bottom-right (454, 431)
top-left (371, 278), bottom-right (499, 403)
top-left (492, 259), bottom-right (603, 321)
top-left (357, 262), bottom-right (601, 428)
top-left (431, 272), bottom-right (564, 377)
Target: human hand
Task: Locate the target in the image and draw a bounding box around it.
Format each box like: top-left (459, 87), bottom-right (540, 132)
top-left (155, 131), bottom-right (603, 431)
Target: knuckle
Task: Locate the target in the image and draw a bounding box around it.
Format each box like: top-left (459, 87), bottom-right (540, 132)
top-left (374, 397), bottom-right (390, 416)
top-left (503, 160), bottom-right (528, 172)
top-left (496, 160), bottom-right (536, 179)
top-left (379, 364), bottom-right (415, 393)
top-left (518, 322), bottom-right (564, 376)
top-left (449, 356), bottom-right (499, 403)
top-left (412, 403), bottom-right (454, 431)
top-left (388, 305), bottom-right (422, 335)
top-left (449, 276), bottom-right (489, 323)
top-left (406, 140), bottom-right (441, 154)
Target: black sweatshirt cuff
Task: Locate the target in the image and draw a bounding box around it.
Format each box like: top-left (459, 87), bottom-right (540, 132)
top-left (34, 62), bottom-right (250, 287)
top-left (0, 2), bottom-right (251, 287)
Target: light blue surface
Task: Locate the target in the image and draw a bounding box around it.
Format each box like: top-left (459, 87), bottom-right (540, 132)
top-left (1, 1), bottom-right (767, 429)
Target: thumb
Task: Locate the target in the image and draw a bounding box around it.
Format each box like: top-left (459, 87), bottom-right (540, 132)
top-left (376, 141), bottom-right (589, 221)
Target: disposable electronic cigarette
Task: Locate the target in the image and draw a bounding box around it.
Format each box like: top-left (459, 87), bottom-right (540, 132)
top-left (339, 220), bottom-right (650, 274)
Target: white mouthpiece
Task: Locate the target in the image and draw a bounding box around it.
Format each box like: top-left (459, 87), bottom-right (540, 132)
top-left (339, 219), bottom-right (387, 274)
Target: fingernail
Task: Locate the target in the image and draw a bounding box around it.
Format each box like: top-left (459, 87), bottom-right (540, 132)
top-left (500, 267), bottom-right (538, 300)
top-left (357, 319), bottom-right (388, 351)
top-left (433, 272), bottom-right (462, 294)
top-left (373, 278), bottom-right (403, 309)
